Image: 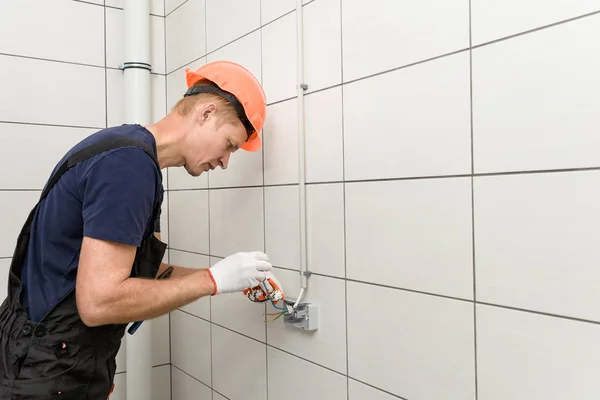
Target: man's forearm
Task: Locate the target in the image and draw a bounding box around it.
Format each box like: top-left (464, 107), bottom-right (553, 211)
top-left (79, 269), bottom-right (214, 326)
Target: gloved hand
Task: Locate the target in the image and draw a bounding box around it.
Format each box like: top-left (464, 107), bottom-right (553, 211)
top-left (244, 271), bottom-right (285, 303)
top-left (207, 252), bottom-right (272, 295)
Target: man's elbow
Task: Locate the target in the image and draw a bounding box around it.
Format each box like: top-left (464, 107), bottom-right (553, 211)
top-left (76, 294), bottom-right (109, 327)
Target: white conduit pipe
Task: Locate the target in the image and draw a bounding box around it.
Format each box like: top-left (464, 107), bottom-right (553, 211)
top-left (294, 0), bottom-right (309, 309)
top-left (122, 0), bottom-right (153, 398)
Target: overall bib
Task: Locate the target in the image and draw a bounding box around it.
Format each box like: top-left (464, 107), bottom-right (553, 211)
top-left (0, 137), bottom-right (167, 399)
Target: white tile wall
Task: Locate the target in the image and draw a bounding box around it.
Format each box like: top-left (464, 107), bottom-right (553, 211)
top-left (264, 184), bottom-right (346, 278)
top-left (165, 0), bottom-right (188, 16)
top-left (206, 31), bottom-right (262, 84)
top-left (212, 325), bottom-right (267, 400)
top-left (303, 0), bottom-right (342, 93)
top-left (347, 282), bottom-right (476, 399)
top-left (346, 178), bottom-right (474, 300)
top-left (168, 190), bottom-right (210, 254)
top-left (0, 191), bottom-right (40, 258)
top-left (471, 0), bottom-right (600, 45)
top-left (165, 0), bottom-right (206, 73)
top-left (343, 52), bottom-right (471, 181)
top-left (172, 366), bottom-right (212, 400)
top-left (206, 0), bottom-right (261, 53)
top-left (348, 380), bottom-right (399, 400)
top-left (0, 259), bottom-right (10, 302)
top-left (304, 87), bottom-right (344, 183)
top-left (267, 268), bottom-right (347, 374)
top-left (472, 15), bottom-right (600, 173)
top-left (268, 347), bottom-right (347, 400)
top-left (0, 55), bottom-right (105, 128)
top-left (474, 171), bottom-right (600, 321)
top-left (263, 99), bottom-right (298, 185)
top-left (341, 0), bottom-right (470, 82)
top-left (261, 12), bottom-right (297, 103)
top-left (264, 186), bottom-right (301, 270)
top-left (171, 310), bottom-right (212, 386)
top-left (114, 314), bottom-right (171, 373)
top-left (109, 365), bottom-right (172, 400)
top-left (0, 1), bottom-right (104, 66)
top-left (477, 305), bottom-right (600, 400)
top-left (209, 188), bottom-right (264, 256)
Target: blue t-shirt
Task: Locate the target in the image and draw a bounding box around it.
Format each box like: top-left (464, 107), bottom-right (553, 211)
top-left (20, 124), bottom-right (164, 322)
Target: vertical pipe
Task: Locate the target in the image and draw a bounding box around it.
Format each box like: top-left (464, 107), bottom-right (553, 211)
top-left (296, 0), bottom-right (308, 307)
top-left (123, 1), bottom-right (152, 399)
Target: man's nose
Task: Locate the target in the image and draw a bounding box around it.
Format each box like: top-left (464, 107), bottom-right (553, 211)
top-left (220, 153), bottom-right (231, 169)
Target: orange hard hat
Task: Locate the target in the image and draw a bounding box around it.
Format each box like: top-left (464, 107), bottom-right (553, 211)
top-left (184, 61), bottom-right (267, 152)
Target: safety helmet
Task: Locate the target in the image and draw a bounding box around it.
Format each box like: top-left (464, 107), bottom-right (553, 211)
top-left (184, 61), bottom-right (267, 152)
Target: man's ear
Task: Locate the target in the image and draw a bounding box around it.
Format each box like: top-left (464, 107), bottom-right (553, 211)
top-left (197, 103), bottom-right (217, 125)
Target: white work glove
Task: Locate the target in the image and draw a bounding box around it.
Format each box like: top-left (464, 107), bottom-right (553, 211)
top-left (207, 251), bottom-right (272, 295)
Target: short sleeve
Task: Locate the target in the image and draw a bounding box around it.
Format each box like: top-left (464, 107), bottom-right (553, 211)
top-left (79, 147), bottom-right (159, 247)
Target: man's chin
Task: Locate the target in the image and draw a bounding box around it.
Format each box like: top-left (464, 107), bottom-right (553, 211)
top-left (184, 165), bottom-right (204, 177)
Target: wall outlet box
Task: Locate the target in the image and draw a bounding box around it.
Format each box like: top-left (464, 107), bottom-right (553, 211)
top-left (282, 301), bottom-right (318, 331)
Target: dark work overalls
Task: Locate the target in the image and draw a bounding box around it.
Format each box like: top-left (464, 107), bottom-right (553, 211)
top-left (0, 137), bottom-right (167, 399)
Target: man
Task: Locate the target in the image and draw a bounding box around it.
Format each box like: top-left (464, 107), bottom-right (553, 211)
top-left (0, 61), bottom-right (276, 398)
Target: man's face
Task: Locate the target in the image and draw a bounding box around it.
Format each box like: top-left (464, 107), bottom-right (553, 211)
top-left (183, 105), bottom-right (248, 177)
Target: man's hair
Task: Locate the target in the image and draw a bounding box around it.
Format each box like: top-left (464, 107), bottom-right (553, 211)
top-left (172, 79), bottom-right (239, 128)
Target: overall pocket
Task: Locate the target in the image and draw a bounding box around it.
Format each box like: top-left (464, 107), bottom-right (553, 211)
top-left (12, 342), bottom-right (96, 399)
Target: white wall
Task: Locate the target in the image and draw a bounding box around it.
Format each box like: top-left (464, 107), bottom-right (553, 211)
top-left (0, 1), bottom-right (170, 398)
top-left (3, 1), bottom-right (600, 399)
top-left (164, 0), bottom-right (600, 400)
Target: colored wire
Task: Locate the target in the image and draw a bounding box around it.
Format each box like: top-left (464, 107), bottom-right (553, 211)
top-left (270, 299), bottom-right (287, 311)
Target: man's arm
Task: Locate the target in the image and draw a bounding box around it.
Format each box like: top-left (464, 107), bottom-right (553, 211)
top-left (76, 236), bottom-right (214, 327)
top-left (76, 236), bottom-right (273, 327)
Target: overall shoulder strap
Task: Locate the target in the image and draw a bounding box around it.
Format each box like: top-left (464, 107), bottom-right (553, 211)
top-left (40, 136), bottom-right (158, 202)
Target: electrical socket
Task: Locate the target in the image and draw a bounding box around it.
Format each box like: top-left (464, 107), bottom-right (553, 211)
top-left (282, 300), bottom-right (318, 331)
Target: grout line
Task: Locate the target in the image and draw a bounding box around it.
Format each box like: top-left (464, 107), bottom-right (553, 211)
top-left (342, 47), bottom-right (470, 85)
top-left (104, 4), bottom-right (108, 129)
top-left (73, 0), bottom-right (106, 7)
top-left (259, 2), bottom-right (270, 398)
top-left (339, 0), bottom-right (350, 396)
top-left (204, 2), bottom-right (214, 392)
top-left (345, 278), bottom-right (474, 303)
top-left (171, 364), bottom-right (212, 393)
top-left (114, 362), bottom-right (169, 376)
top-left (268, 345), bottom-right (347, 380)
top-left (0, 52), bottom-right (104, 69)
top-left (471, 10), bottom-right (600, 50)
top-left (266, 95), bottom-right (298, 107)
top-left (165, 0), bottom-right (318, 76)
top-left (163, 0), bottom-right (173, 397)
top-left (348, 378), bottom-right (409, 400)
top-left (171, 364), bottom-right (231, 400)
top-left (0, 190), bottom-right (42, 193)
top-left (165, 166), bottom-right (600, 193)
top-left (469, 0), bottom-right (479, 397)
top-left (0, 121), bottom-right (104, 130)
top-left (0, 257), bottom-right (11, 260)
top-left (477, 302), bottom-right (600, 326)
top-left (165, 0), bottom-right (190, 18)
